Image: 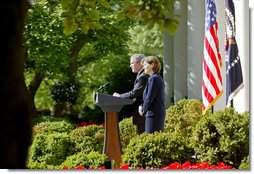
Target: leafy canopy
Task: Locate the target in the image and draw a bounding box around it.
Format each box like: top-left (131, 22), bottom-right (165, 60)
top-left (61, 0), bottom-right (110, 35)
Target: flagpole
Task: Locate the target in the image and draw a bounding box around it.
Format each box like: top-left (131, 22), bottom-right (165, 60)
top-left (230, 100), bottom-right (233, 107)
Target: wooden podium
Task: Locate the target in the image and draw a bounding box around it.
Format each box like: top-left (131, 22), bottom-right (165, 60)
top-left (94, 93), bottom-right (134, 168)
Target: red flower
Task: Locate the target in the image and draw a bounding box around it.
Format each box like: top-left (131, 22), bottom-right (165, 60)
top-left (120, 164), bottom-right (129, 169)
top-left (98, 166), bottom-right (106, 169)
top-left (74, 165), bottom-right (85, 169)
top-left (181, 161), bottom-right (191, 169)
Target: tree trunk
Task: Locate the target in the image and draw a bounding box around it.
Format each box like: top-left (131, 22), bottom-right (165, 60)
top-left (53, 38), bottom-right (85, 115)
top-left (0, 0), bottom-right (33, 169)
top-left (53, 103), bottom-right (68, 117)
top-left (68, 38), bottom-right (85, 78)
top-left (28, 72), bottom-right (45, 117)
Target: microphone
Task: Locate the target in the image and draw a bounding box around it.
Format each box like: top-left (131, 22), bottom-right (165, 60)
top-left (97, 82), bottom-right (110, 92)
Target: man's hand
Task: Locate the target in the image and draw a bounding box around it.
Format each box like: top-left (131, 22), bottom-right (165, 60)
top-left (113, 92), bottom-right (120, 97)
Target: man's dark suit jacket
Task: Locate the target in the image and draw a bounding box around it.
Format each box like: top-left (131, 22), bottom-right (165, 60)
top-left (119, 68), bottom-right (149, 126)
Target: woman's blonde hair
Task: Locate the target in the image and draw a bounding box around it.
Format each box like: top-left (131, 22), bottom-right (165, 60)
top-left (143, 56), bottom-right (161, 73)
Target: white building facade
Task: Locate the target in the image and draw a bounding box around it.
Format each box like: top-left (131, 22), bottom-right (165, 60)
top-left (163, 0), bottom-right (250, 113)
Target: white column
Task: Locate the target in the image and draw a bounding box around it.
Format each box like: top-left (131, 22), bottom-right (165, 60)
top-left (187, 0), bottom-right (205, 99)
top-left (174, 0), bottom-right (187, 102)
top-left (163, 31), bottom-right (174, 108)
top-left (232, 0), bottom-right (249, 113)
top-left (213, 0), bottom-right (226, 111)
top-left (250, 0), bottom-right (254, 113)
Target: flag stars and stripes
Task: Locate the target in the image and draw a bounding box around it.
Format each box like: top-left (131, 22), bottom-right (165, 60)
top-left (202, 0), bottom-right (223, 114)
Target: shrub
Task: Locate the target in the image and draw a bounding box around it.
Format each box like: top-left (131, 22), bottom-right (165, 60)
top-left (50, 80), bottom-right (81, 104)
top-left (32, 115), bottom-right (67, 125)
top-left (27, 160), bottom-right (58, 169)
top-left (28, 133), bottom-right (71, 167)
top-left (191, 108), bottom-right (249, 168)
top-left (32, 119), bottom-right (76, 136)
top-left (122, 132), bottom-right (194, 169)
top-left (60, 151), bottom-right (108, 169)
top-left (164, 98), bottom-right (203, 138)
top-left (238, 156), bottom-right (249, 170)
top-left (68, 125), bottom-right (104, 154)
top-left (119, 117), bottom-right (138, 150)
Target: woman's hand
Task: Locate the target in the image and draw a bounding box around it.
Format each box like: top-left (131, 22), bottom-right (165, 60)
top-left (138, 105), bottom-right (144, 116)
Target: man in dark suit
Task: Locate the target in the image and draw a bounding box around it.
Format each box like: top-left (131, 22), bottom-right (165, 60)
top-left (113, 54), bottom-right (149, 134)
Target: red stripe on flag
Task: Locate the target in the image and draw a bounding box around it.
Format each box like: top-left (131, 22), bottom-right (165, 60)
top-left (206, 26), bottom-right (223, 82)
top-left (202, 80), bottom-right (214, 103)
top-left (203, 57), bottom-right (221, 95)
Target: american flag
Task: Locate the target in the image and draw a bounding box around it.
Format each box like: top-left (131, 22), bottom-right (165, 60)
top-left (224, 0), bottom-right (244, 107)
top-left (202, 0), bottom-right (223, 114)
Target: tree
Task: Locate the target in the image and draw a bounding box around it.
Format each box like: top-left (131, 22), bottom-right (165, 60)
top-left (0, 1), bottom-right (33, 168)
top-left (117, 0), bottom-right (179, 35)
top-left (24, 1), bottom-right (78, 116)
top-left (24, 0), bottom-right (133, 115)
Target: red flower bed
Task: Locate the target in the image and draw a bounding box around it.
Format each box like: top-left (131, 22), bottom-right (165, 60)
top-left (77, 121), bottom-right (105, 128)
top-left (158, 161), bottom-right (232, 169)
top-left (63, 161), bottom-right (232, 170)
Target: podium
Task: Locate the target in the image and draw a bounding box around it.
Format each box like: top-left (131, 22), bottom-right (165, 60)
top-left (94, 93), bottom-right (134, 168)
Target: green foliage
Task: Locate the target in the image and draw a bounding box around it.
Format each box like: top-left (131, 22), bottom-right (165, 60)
top-left (164, 98), bottom-right (203, 139)
top-left (60, 0), bottom-right (109, 35)
top-left (32, 115), bottom-right (64, 125)
top-left (60, 151), bottom-right (108, 169)
top-left (128, 24), bottom-right (163, 58)
top-left (32, 118), bottom-right (76, 136)
top-left (25, 1), bottom-right (134, 114)
top-left (191, 108), bottom-right (249, 168)
top-left (27, 160), bottom-right (58, 169)
top-left (28, 133), bottom-right (71, 166)
top-left (238, 156), bottom-right (249, 170)
top-left (24, 1), bottom-right (75, 77)
top-left (119, 117), bottom-right (138, 150)
top-left (76, 54), bottom-right (135, 109)
top-left (75, 53), bottom-right (136, 122)
top-left (122, 132), bottom-right (194, 169)
top-left (118, 0), bottom-right (179, 35)
top-left (24, 72), bottom-right (54, 111)
top-left (27, 99), bottom-right (249, 169)
top-left (68, 125), bottom-right (104, 154)
top-left (34, 78), bottom-right (55, 110)
top-left (50, 80), bottom-right (81, 104)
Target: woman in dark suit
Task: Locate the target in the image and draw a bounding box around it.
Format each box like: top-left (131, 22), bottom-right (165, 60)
top-left (139, 56), bottom-right (166, 134)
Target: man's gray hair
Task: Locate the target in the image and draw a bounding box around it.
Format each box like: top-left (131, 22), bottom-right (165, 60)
top-left (131, 54), bottom-right (145, 63)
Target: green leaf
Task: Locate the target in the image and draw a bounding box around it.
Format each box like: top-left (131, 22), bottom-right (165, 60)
top-left (164, 19), bottom-right (178, 35)
top-left (97, 0), bottom-right (110, 8)
top-left (63, 18), bottom-right (78, 35)
top-left (116, 11), bottom-right (126, 21)
top-left (91, 22), bottom-right (103, 30)
top-left (80, 23), bottom-right (90, 34)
